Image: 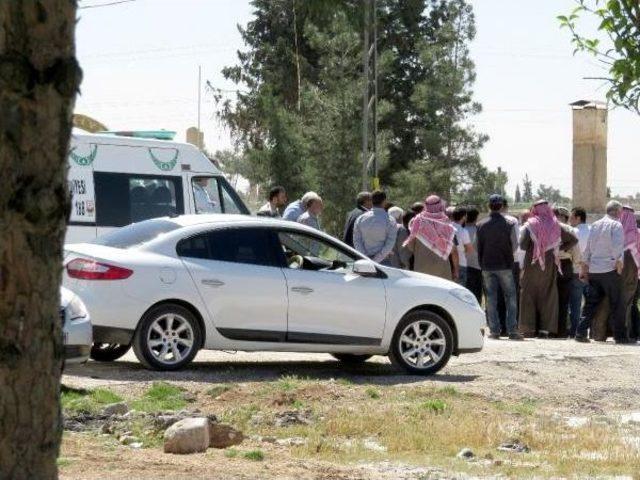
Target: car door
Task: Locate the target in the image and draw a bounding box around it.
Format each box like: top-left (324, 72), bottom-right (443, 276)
top-left (177, 226), bottom-right (288, 341)
top-left (276, 230), bottom-right (387, 345)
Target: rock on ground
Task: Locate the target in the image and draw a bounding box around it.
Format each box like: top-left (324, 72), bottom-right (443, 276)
top-left (103, 402), bottom-right (129, 416)
top-left (208, 423), bottom-right (244, 449)
top-left (164, 418), bottom-right (210, 454)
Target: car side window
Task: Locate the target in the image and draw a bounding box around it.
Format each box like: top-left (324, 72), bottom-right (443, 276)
top-left (177, 228), bottom-right (280, 267)
top-left (277, 231), bottom-right (357, 271)
top-left (191, 177), bottom-right (222, 214)
top-left (94, 172), bottom-right (184, 227)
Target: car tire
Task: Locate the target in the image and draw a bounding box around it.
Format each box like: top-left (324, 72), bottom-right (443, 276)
top-left (389, 310), bottom-right (453, 375)
top-left (331, 353), bottom-right (372, 364)
top-left (90, 343), bottom-right (131, 362)
top-left (132, 304), bottom-right (202, 371)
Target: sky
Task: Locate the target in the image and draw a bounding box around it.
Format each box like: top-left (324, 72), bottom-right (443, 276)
top-left (75, 0), bottom-right (640, 198)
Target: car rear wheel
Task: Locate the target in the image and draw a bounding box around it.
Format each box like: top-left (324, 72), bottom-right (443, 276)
top-left (389, 310), bottom-right (453, 375)
top-left (90, 343), bottom-right (131, 362)
top-left (132, 304), bottom-right (202, 371)
top-left (331, 353), bottom-right (372, 364)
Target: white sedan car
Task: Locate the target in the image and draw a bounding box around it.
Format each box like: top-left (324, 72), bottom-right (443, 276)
top-left (63, 215), bottom-right (484, 374)
top-left (60, 286), bottom-right (92, 364)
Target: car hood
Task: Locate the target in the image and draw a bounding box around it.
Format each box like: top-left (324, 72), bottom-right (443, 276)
top-left (379, 265), bottom-right (460, 290)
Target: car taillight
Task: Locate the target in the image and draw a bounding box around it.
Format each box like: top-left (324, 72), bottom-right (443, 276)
top-left (66, 258), bottom-right (133, 280)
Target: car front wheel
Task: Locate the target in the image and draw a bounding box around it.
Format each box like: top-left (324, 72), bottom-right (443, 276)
top-left (132, 304), bottom-right (202, 371)
top-left (389, 310), bottom-right (453, 375)
top-left (90, 343), bottom-right (131, 362)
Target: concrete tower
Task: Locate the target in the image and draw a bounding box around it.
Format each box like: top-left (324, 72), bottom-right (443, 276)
top-left (571, 100), bottom-right (608, 213)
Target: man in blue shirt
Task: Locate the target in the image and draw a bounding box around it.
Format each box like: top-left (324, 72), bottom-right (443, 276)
top-left (576, 201), bottom-right (627, 343)
top-left (353, 190), bottom-right (397, 264)
top-left (282, 191), bottom-right (319, 222)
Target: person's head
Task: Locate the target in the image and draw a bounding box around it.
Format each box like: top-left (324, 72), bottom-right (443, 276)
top-left (195, 177), bottom-right (209, 188)
top-left (445, 205), bottom-right (455, 219)
top-left (384, 202), bottom-right (394, 211)
top-left (531, 199), bottom-right (553, 218)
top-left (305, 195), bottom-right (324, 216)
top-left (371, 190), bottom-right (387, 208)
top-left (553, 206), bottom-right (570, 224)
top-left (356, 191), bottom-right (373, 210)
top-left (268, 186), bottom-right (287, 207)
top-left (466, 207), bottom-right (480, 225)
top-left (300, 191), bottom-right (319, 210)
top-left (606, 200), bottom-right (623, 219)
top-left (402, 210), bottom-right (416, 230)
top-left (424, 195), bottom-right (446, 215)
top-left (520, 211), bottom-right (532, 224)
top-left (570, 207), bottom-right (587, 226)
top-left (452, 206), bottom-right (467, 224)
top-left (501, 198), bottom-right (510, 213)
top-left (411, 202), bottom-right (424, 214)
top-left (488, 194), bottom-right (504, 212)
top-left (388, 206), bottom-right (404, 224)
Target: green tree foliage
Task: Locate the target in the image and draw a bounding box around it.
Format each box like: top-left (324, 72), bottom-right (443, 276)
top-left (522, 174), bottom-right (534, 203)
top-left (536, 184), bottom-right (571, 205)
top-left (218, 0), bottom-right (494, 233)
top-left (559, 1), bottom-right (640, 114)
top-left (515, 184), bottom-right (522, 203)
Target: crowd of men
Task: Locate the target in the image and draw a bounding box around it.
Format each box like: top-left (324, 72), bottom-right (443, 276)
top-left (256, 185), bottom-right (640, 344)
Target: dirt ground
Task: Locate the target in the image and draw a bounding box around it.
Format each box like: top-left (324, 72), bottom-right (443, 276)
top-left (60, 338), bottom-right (640, 479)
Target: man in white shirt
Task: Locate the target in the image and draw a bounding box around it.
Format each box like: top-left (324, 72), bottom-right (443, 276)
top-left (257, 186), bottom-right (287, 218)
top-left (193, 178), bottom-right (218, 213)
top-left (451, 206), bottom-right (473, 287)
top-left (568, 207), bottom-right (590, 336)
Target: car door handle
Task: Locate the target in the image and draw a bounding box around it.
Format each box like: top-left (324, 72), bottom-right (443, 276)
top-left (201, 279), bottom-right (225, 287)
top-left (291, 286), bottom-right (314, 295)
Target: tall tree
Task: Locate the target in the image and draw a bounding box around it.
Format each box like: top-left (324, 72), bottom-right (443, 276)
top-left (390, 0), bottom-right (487, 201)
top-left (515, 184), bottom-right (522, 203)
top-left (219, 0), bottom-right (487, 230)
top-left (0, 2), bottom-right (81, 479)
top-left (559, 0), bottom-right (640, 114)
top-left (522, 174), bottom-right (534, 202)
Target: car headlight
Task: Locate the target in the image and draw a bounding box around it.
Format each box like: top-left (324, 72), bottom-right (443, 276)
top-left (67, 295), bottom-right (88, 321)
top-left (450, 288), bottom-right (480, 308)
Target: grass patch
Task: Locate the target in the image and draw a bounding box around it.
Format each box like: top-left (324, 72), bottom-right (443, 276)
top-left (224, 448), bottom-right (239, 458)
top-left (421, 399), bottom-right (447, 414)
top-left (292, 399), bottom-right (305, 409)
top-left (130, 382), bottom-right (187, 413)
top-left (206, 384), bottom-right (232, 398)
top-left (243, 449), bottom-right (265, 461)
top-left (61, 387), bottom-right (123, 413)
top-left (336, 378), bottom-right (353, 386)
top-left (276, 375), bottom-right (301, 392)
top-left (56, 457), bottom-right (72, 468)
top-left (365, 387), bottom-right (381, 399)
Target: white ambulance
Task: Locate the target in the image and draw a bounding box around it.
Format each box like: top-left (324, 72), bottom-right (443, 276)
top-left (66, 131), bottom-right (249, 243)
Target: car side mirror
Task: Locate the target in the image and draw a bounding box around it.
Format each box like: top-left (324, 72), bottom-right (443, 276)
top-left (353, 259), bottom-right (378, 277)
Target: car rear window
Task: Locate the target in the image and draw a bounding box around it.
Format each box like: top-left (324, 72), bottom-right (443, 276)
top-left (92, 219), bottom-right (180, 249)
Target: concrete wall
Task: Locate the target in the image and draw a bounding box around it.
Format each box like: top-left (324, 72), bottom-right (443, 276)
top-left (572, 106), bottom-right (608, 213)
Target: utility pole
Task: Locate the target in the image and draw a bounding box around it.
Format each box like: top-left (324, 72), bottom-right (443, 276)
top-left (361, 0), bottom-right (378, 191)
top-left (197, 65), bottom-right (202, 149)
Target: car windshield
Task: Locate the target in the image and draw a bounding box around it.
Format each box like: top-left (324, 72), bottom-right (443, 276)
top-left (91, 219), bottom-right (180, 249)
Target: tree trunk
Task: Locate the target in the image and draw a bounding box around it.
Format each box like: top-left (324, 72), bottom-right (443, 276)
top-left (0, 2), bottom-right (81, 479)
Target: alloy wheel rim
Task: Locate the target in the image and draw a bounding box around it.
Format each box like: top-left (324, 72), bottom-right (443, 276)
top-left (399, 320), bottom-right (446, 369)
top-left (147, 313), bottom-right (194, 365)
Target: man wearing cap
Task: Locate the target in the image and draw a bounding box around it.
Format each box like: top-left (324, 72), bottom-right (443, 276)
top-left (520, 200), bottom-right (578, 338)
top-left (283, 191), bottom-right (319, 222)
top-left (476, 194), bottom-right (523, 340)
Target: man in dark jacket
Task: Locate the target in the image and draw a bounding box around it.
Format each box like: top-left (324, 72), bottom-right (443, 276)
top-left (477, 194), bottom-right (523, 340)
top-left (343, 192), bottom-right (372, 247)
